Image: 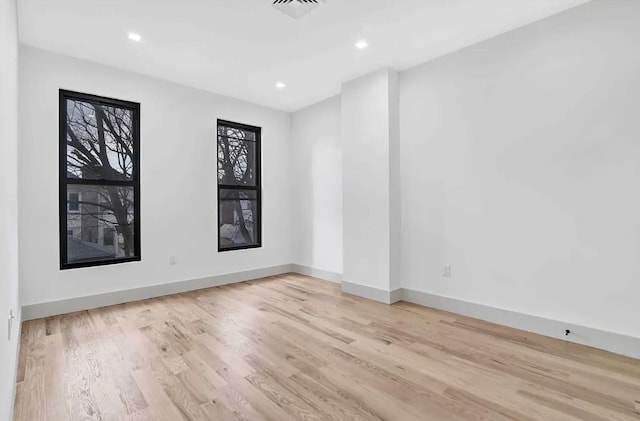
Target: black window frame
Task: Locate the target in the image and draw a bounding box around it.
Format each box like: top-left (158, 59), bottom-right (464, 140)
top-left (217, 119), bottom-right (262, 252)
top-left (59, 89), bottom-right (141, 269)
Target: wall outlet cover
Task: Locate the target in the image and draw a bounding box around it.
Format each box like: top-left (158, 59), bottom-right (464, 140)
top-left (443, 264), bottom-right (452, 277)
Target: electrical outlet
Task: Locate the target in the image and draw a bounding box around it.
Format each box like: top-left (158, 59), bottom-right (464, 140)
top-left (443, 264), bottom-right (452, 278)
top-left (8, 309), bottom-right (15, 341)
top-left (169, 256), bottom-right (177, 266)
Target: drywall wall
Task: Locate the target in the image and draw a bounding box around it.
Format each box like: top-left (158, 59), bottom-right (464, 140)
top-left (290, 96), bottom-right (343, 275)
top-left (14, 0), bottom-right (640, 364)
top-left (341, 69), bottom-right (399, 293)
top-left (19, 46), bottom-right (292, 307)
top-left (0, 0), bottom-right (21, 418)
top-left (399, 0), bottom-right (640, 339)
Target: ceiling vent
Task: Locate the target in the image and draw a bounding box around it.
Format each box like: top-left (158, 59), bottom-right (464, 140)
top-left (272, 0), bottom-right (325, 19)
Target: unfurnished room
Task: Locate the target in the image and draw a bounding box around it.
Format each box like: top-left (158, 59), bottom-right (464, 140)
top-left (1, 0), bottom-right (640, 420)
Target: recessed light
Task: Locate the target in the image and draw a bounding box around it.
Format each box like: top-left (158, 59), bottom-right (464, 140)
top-left (128, 33), bottom-right (142, 42)
top-left (355, 40), bottom-right (368, 49)
top-left (275, 82), bottom-right (286, 89)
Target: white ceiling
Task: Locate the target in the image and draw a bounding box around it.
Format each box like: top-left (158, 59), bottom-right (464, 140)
top-left (18, 0), bottom-right (589, 111)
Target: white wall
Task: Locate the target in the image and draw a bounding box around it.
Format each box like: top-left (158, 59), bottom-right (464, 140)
top-left (400, 0), bottom-right (640, 338)
top-left (291, 96), bottom-right (343, 274)
top-left (341, 69), bottom-right (398, 292)
top-left (0, 0), bottom-right (20, 418)
top-left (19, 46), bottom-right (292, 307)
top-left (388, 72), bottom-right (401, 291)
top-left (13, 0), bottom-right (640, 363)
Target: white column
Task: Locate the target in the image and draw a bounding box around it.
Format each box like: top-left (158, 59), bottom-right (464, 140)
top-left (341, 68), bottom-right (400, 303)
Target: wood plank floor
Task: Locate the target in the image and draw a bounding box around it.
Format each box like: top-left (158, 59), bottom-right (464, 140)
top-left (14, 274), bottom-right (640, 421)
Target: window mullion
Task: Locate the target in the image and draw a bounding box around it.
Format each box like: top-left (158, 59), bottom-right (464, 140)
top-left (66, 179), bottom-right (138, 186)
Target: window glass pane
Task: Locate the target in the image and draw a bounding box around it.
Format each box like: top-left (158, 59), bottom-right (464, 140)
top-left (65, 99), bottom-right (135, 181)
top-left (66, 184), bottom-right (136, 264)
top-left (219, 189), bottom-right (258, 248)
top-left (217, 137), bottom-right (256, 186)
top-left (217, 125), bottom-right (256, 142)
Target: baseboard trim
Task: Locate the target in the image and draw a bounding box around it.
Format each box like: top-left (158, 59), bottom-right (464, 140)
top-left (21, 264), bottom-right (294, 321)
top-left (400, 288), bottom-right (640, 360)
top-left (390, 288), bottom-right (403, 304)
top-left (290, 264), bottom-right (342, 284)
top-left (8, 308), bottom-right (22, 421)
top-left (19, 267), bottom-right (640, 359)
top-left (341, 281), bottom-right (402, 305)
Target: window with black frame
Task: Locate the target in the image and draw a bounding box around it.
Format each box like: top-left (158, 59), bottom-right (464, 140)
top-left (217, 120), bottom-right (261, 251)
top-left (59, 90), bottom-right (141, 269)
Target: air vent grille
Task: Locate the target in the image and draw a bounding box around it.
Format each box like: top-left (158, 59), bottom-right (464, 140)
top-left (272, 0), bottom-right (325, 19)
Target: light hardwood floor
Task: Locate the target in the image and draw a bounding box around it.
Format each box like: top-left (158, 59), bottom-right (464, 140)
top-left (14, 274), bottom-right (640, 420)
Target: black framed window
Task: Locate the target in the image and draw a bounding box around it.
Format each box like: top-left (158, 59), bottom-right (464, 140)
top-left (60, 90), bottom-right (141, 269)
top-left (217, 120), bottom-right (261, 251)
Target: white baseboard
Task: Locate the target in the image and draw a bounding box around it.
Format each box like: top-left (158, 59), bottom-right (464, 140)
top-left (18, 265), bottom-right (640, 360)
top-left (290, 264), bottom-right (342, 284)
top-left (8, 308), bottom-right (22, 421)
top-left (341, 281), bottom-right (402, 305)
top-left (21, 264), bottom-right (294, 321)
top-left (400, 288), bottom-right (640, 360)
